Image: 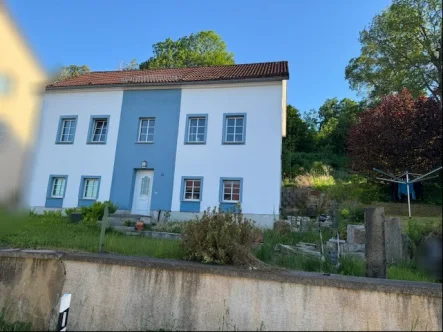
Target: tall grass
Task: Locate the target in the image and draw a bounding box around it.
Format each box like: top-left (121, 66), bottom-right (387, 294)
top-left (0, 314), bottom-right (31, 332)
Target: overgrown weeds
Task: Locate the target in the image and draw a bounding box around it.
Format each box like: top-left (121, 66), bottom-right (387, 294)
top-left (182, 206), bottom-right (263, 267)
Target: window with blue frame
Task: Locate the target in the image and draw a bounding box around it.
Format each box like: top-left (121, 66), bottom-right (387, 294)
top-left (222, 113), bottom-right (246, 144)
top-left (45, 175), bottom-right (68, 208)
top-left (78, 176), bottom-right (101, 207)
top-left (87, 116), bottom-right (110, 144)
top-left (185, 114), bottom-right (208, 144)
top-left (180, 176), bottom-right (203, 212)
top-left (219, 177), bottom-right (243, 212)
top-left (56, 116), bottom-right (77, 144)
top-left (138, 118), bottom-right (155, 143)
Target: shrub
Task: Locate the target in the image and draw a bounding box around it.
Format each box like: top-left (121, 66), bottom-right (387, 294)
top-left (407, 218), bottom-right (442, 247)
top-left (81, 201), bottom-right (119, 226)
top-left (182, 206), bottom-right (260, 266)
top-left (64, 207), bottom-right (81, 217)
top-left (153, 221), bottom-right (187, 234)
top-left (273, 220), bottom-right (291, 236)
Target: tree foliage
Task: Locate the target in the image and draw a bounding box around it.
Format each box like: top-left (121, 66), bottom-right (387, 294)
top-left (317, 98), bottom-right (364, 153)
top-left (139, 31), bottom-right (235, 69)
top-left (345, 0), bottom-right (442, 101)
top-left (58, 65), bottom-right (90, 81)
top-left (348, 89), bottom-right (442, 174)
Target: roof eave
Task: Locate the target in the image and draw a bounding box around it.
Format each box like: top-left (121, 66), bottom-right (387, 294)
top-left (45, 75), bottom-right (289, 91)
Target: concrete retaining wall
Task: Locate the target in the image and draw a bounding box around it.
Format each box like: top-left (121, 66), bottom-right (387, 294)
top-left (0, 249), bottom-right (441, 331)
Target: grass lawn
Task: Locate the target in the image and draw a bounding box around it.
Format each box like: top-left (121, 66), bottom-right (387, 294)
top-left (0, 211), bottom-right (183, 259)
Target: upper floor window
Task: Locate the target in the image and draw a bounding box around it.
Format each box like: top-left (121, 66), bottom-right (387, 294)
top-left (223, 113), bottom-right (246, 144)
top-left (185, 114), bottom-right (208, 144)
top-left (138, 118), bottom-right (155, 143)
top-left (87, 116), bottom-right (110, 144)
top-left (56, 116), bottom-right (77, 144)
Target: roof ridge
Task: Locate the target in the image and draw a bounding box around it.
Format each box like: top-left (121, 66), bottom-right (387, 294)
top-left (82, 61), bottom-right (288, 74)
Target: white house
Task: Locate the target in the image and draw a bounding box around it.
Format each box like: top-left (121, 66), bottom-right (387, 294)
top-left (27, 61), bottom-right (289, 227)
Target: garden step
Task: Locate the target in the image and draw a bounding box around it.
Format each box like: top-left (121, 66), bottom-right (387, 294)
top-left (112, 226), bottom-right (136, 232)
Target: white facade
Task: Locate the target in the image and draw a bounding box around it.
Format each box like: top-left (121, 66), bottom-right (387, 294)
top-left (171, 82), bottom-right (284, 226)
top-left (27, 90), bottom-right (123, 209)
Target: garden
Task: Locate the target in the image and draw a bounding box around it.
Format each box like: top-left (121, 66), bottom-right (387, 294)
top-left (0, 200), bottom-right (440, 283)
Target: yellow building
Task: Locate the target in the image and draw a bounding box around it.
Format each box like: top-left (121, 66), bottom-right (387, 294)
top-left (0, 2), bottom-right (47, 207)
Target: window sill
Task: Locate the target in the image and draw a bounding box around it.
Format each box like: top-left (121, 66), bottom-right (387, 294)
top-left (55, 141), bottom-right (74, 145)
top-left (182, 199), bottom-right (201, 202)
top-left (222, 141), bottom-right (245, 145)
top-left (82, 198), bottom-right (97, 200)
top-left (87, 142), bottom-right (107, 145)
top-left (184, 141), bottom-right (206, 145)
top-left (135, 141), bottom-right (154, 144)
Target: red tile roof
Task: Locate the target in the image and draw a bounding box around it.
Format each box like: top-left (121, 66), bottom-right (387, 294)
top-left (46, 61), bottom-right (289, 90)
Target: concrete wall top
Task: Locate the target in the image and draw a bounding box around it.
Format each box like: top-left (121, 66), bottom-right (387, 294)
top-left (1, 249), bottom-right (441, 298)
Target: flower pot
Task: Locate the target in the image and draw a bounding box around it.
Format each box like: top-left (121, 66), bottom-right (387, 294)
top-left (70, 213), bottom-right (82, 223)
top-left (136, 220), bottom-right (144, 232)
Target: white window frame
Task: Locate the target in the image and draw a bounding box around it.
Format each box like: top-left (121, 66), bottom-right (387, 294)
top-left (83, 178), bottom-right (99, 199)
top-left (225, 116), bottom-right (245, 143)
top-left (222, 180), bottom-right (241, 203)
top-left (51, 177), bottom-right (66, 198)
top-left (138, 118), bottom-right (155, 143)
top-left (59, 119), bottom-right (76, 143)
top-left (91, 119), bottom-right (108, 143)
top-left (183, 179), bottom-right (201, 202)
top-left (187, 117), bottom-right (206, 143)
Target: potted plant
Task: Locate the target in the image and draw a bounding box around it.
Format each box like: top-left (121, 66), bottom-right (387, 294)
top-left (136, 219), bottom-right (144, 232)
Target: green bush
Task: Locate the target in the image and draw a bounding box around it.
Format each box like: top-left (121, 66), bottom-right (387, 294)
top-left (80, 201), bottom-right (119, 226)
top-left (64, 207), bottom-right (81, 217)
top-left (182, 206), bottom-right (259, 265)
top-left (407, 218), bottom-right (442, 247)
top-left (273, 220), bottom-right (291, 236)
top-left (153, 222), bottom-right (187, 234)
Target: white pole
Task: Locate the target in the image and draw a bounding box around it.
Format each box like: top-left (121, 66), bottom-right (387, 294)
top-left (406, 170), bottom-right (412, 219)
top-left (58, 293), bottom-right (71, 331)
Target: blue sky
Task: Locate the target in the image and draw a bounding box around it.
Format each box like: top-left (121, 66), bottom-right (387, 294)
top-left (7, 0), bottom-right (390, 113)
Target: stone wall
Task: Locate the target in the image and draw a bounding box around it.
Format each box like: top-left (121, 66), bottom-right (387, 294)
top-left (280, 187), bottom-right (327, 216)
top-left (0, 249), bottom-right (442, 331)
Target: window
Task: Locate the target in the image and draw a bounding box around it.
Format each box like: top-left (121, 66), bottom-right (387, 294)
top-left (87, 116), bottom-right (110, 144)
top-left (140, 176), bottom-right (150, 195)
top-left (60, 119), bottom-right (76, 142)
top-left (223, 114), bottom-right (246, 144)
top-left (138, 118), bottom-right (155, 143)
top-left (56, 116), bottom-right (77, 144)
top-left (183, 179), bottom-right (201, 201)
top-left (83, 178), bottom-right (99, 199)
top-left (51, 177), bottom-right (66, 198)
top-left (222, 179), bottom-right (242, 202)
top-left (185, 114), bottom-right (208, 144)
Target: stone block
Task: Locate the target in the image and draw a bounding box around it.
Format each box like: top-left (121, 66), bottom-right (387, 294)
top-left (347, 224), bottom-right (366, 245)
top-left (384, 217), bottom-right (403, 265)
top-left (365, 207), bottom-right (386, 278)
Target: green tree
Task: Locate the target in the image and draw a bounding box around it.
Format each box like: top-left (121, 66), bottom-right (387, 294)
top-left (282, 105), bottom-right (316, 177)
top-left (58, 65), bottom-right (90, 81)
top-left (121, 59), bottom-right (138, 71)
top-left (317, 98), bottom-right (364, 153)
top-left (139, 31), bottom-right (235, 69)
top-left (345, 0), bottom-right (442, 101)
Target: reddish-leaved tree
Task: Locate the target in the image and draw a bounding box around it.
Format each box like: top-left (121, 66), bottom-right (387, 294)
top-left (348, 89), bottom-right (442, 175)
